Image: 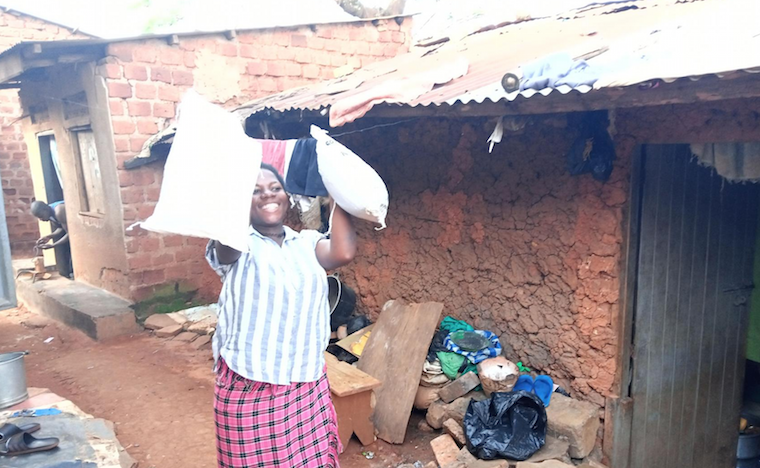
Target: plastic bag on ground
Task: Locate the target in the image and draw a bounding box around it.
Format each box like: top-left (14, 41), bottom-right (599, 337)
top-left (464, 391), bottom-right (547, 461)
top-left (140, 91), bottom-right (261, 252)
top-left (310, 125), bottom-right (388, 229)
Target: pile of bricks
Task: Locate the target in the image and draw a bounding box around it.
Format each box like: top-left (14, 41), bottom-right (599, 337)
top-left (143, 305), bottom-right (217, 350)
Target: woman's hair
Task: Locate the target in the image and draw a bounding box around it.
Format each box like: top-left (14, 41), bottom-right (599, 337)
top-left (260, 163), bottom-right (286, 189)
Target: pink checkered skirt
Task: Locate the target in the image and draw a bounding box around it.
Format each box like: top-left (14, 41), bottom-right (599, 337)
top-left (213, 359), bottom-right (342, 468)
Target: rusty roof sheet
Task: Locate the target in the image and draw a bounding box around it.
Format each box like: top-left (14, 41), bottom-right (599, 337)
top-left (235, 0), bottom-right (760, 125)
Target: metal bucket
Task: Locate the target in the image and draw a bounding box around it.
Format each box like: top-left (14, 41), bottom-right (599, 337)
top-left (0, 352), bottom-right (29, 409)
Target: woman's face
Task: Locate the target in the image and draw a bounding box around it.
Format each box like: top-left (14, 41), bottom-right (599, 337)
top-left (250, 169), bottom-right (288, 227)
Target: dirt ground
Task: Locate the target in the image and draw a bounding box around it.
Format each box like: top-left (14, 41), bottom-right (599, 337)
top-left (0, 307), bottom-right (437, 468)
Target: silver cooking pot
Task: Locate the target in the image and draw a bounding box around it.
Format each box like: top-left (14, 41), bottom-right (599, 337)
top-left (0, 351), bottom-right (29, 409)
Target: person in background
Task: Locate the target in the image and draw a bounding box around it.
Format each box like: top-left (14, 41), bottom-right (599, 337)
top-left (206, 163), bottom-right (356, 468)
top-left (31, 200), bottom-right (72, 279)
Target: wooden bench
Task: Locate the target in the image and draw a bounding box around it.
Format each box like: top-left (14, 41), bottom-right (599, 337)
top-left (324, 352), bottom-right (382, 450)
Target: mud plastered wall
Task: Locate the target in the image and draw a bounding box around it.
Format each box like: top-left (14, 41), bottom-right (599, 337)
top-left (337, 117), bottom-right (629, 406)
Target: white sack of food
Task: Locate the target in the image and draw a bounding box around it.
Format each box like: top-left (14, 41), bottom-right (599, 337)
top-left (140, 91), bottom-right (261, 252)
top-left (310, 125), bottom-right (388, 229)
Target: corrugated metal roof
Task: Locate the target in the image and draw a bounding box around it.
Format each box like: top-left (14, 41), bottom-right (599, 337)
top-left (235, 0), bottom-right (760, 126)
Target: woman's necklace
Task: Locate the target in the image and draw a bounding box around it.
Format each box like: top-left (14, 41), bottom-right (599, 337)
top-left (260, 230), bottom-right (285, 239)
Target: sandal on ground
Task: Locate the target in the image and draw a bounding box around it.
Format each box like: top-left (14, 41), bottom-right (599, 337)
top-left (0, 423), bottom-right (41, 442)
top-left (0, 431), bottom-right (59, 456)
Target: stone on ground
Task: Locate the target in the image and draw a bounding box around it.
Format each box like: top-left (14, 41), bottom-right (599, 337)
top-left (453, 447), bottom-right (509, 468)
top-left (174, 331), bottom-right (199, 342)
top-left (21, 315), bottom-right (49, 329)
top-left (445, 396), bottom-right (474, 425)
top-left (513, 436), bottom-right (570, 464)
top-left (439, 372), bottom-right (480, 404)
top-left (144, 313), bottom-right (181, 330)
top-left (427, 395), bottom-right (476, 429)
top-left (417, 419), bottom-right (435, 432)
top-left (546, 393), bottom-right (600, 459)
top-left (187, 316), bottom-right (217, 335)
top-left (427, 399), bottom-right (448, 429)
top-left (431, 434), bottom-right (460, 467)
top-left (192, 334), bottom-right (212, 349)
top-left (516, 460), bottom-right (574, 468)
top-left (156, 324), bottom-right (183, 338)
top-left (165, 311), bottom-right (189, 328)
top-left (443, 418), bottom-right (467, 446)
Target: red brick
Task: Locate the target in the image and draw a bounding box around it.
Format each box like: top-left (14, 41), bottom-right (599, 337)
top-left (109, 100), bottom-right (124, 116)
top-left (276, 47), bottom-right (295, 60)
top-left (294, 49), bottom-right (314, 64)
top-left (184, 52), bottom-right (196, 68)
top-left (160, 48), bottom-right (183, 65)
top-left (153, 102), bottom-right (175, 118)
top-left (178, 40), bottom-right (196, 51)
top-left (113, 136), bottom-right (130, 152)
top-left (126, 238), bottom-right (138, 254)
top-left (272, 32), bottom-right (290, 46)
top-left (307, 36), bottom-right (325, 50)
top-left (128, 253), bottom-right (152, 269)
top-left (98, 63), bottom-right (122, 79)
top-left (349, 28), bottom-right (365, 41)
top-left (158, 85), bottom-right (181, 102)
top-left (324, 40), bottom-right (341, 52)
top-left (137, 119), bottom-right (159, 134)
top-left (386, 19), bottom-right (401, 31)
top-left (152, 253), bottom-right (173, 266)
top-left (120, 187), bottom-right (144, 204)
top-left (172, 70), bottom-right (194, 86)
top-left (392, 31), bottom-right (406, 43)
top-left (145, 185), bottom-right (161, 201)
top-left (316, 27), bottom-right (333, 39)
top-left (130, 136), bottom-right (149, 152)
top-left (267, 61), bottom-right (286, 77)
top-left (124, 64), bottom-right (148, 81)
top-left (259, 45), bottom-right (276, 60)
top-left (128, 100), bottom-right (151, 116)
top-left (302, 64), bottom-right (320, 79)
top-left (384, 44), bottom-right (398, 57)
top-left (112, 119), bottom-right (136, 135)
top-left (133, 46), bottom-right (158, 63)
top-left (378, 31), bottom-right (393, 43)
top-left (240, 44), bottom-right (257, 58)
top-left (137, 203), bottom-right (156, 219)
top-left (365, 28), bottom-right (380, 42)
top-left (291, 34), bottom-right (308, 47)
top-left (315, 52), bottom-right (332, 66)
top-left (285, 63), bottom-right (301, 77)
top-left (330, 55), bottom-right (347, 66)
top-left (107, 42), bottom-right (134, 62)
top-left (370, 43), bottom-right (384, 56)
top-left (135, 83), bottom-right (157, 99)
top-left (141, 269), bottom-right (165, 285)
top-left (150, 67), bottom-right (172, 84)
top-left (131, 170), bottom-right (155, 186)
top-left (247, 61), bottom-right (267, 76)
top-left (216, 42), bottom-right (238, 57)
top-left (139, 237), bottom-right (162, 254)
top-left (333, 27), bottom-right (350, 40)
top-left (355, 42), bottom-right (370, 55)
top-left (258, 77), bottom-right (277, 92)
top-left (174, 247), bottom-right (197, 262)
top-left (162, 235), bottom-right (184, 248)
top-left (238, 33), bottom-right (257, 44)
top-left (107, 81), bottom-right (132, 98)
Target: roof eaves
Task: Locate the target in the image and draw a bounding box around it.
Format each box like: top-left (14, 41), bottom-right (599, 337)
top-left (0, 5), bottom-right (99, 38)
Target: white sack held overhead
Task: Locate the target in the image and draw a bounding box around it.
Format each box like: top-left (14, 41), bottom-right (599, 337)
top-left (140, 91), bottom-right (262, 252)
top-left (310, 125), bottom-right (388, 229)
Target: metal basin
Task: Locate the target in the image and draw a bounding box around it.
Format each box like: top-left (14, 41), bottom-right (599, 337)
top-left (0, 352), bottom-right (29, 409)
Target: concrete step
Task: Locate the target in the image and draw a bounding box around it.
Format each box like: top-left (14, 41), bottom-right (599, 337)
top-left (14, 260), bottom-right (140, 340)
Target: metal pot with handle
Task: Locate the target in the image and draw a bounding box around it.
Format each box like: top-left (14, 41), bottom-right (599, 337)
top-left (0, 351), bottom-right (29, 409)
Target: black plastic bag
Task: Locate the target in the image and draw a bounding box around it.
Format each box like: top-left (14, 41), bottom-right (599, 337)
top-left (566, 111), bottom-right (616, 182)
top-left (464, 391), bottom-right (547, 461)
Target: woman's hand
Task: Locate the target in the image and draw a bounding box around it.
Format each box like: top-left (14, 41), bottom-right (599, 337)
top-left (316, 203), bottom-right (357, 270)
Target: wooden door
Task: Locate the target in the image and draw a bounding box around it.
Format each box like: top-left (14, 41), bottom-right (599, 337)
top-left (630, 145), bottom-right (758, 468)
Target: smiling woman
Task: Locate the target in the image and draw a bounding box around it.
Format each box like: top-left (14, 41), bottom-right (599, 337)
top-left (205, 163), bottom-right (357, 468)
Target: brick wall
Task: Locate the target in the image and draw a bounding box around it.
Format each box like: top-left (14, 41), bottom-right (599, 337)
top-left (98, 18), bottom-right (412, 302)
top-left (0, 10), bottom-right (88, 256)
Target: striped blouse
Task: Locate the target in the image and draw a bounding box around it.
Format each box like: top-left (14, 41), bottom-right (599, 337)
top-left (205, 226), bottom-right (330, 385)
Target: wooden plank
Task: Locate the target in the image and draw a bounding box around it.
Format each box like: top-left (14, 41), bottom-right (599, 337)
top-left (336, 324), bottom-right (374, 357)
top-left (357, 300), bottom-right (443, 444)
top-left (325, 352), bottom-right (381, 398)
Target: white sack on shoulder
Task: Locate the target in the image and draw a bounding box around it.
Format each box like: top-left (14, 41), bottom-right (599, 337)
top-left (310, 125), bottom-right (388, 229)
top-left (140, 91), bottom-right (261, 252)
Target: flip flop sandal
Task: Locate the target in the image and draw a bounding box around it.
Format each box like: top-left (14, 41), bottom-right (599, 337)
top-left (0, 431), bottom-right (59, 456)
top-left (533, 375), bottom-right (554, 407)
top-left (0, 423), bottom-right (41, 442)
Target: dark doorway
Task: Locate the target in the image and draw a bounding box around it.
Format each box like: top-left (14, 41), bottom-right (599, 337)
top-left (628, 144), bottom-right (759, 468)
top-left (37, 134), bottom-right (71, 278)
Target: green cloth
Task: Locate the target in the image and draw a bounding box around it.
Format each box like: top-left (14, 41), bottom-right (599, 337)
top-left (440, 316), bottom-right (474, 333)
top-left (437, 351), bottom-right (477, 379)
top-left (747, 206), bottom-right (760, 363)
